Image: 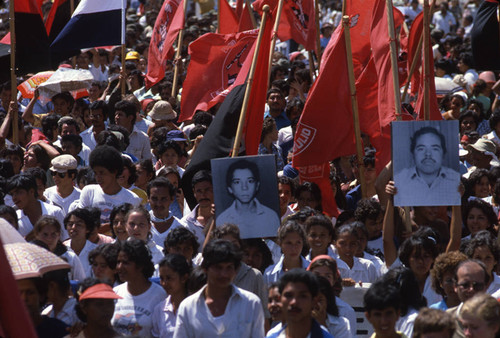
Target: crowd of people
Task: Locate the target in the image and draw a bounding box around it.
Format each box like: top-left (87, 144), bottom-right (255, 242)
top-left (2, 0), bottom-right (500, 337)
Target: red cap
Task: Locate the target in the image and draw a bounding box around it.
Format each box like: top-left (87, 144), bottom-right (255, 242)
top-left (79, 283), bottom-right (122, 300)
top-left (307, 255), bottom-right (335, 271)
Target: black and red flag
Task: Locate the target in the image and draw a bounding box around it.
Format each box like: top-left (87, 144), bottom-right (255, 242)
top-left (11, 0), bottom-right (51, 74)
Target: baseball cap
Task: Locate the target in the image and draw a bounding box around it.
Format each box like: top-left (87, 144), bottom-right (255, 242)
top-left (125, 51), bottom-right (140, 61)
top-left (50, 154), bottom-right (77, 173)
top-left (166, 130), bottom-right (187, 141)
top-left (79, 283), bottom-right (122, 301)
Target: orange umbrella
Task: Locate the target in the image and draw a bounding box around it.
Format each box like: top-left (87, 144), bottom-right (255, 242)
top-left (17, 71), bottom-right (54, 99)
top-left (4, 242), bottom-right (70, 280)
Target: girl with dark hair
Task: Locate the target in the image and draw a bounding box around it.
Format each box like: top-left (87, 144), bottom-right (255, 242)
top-left (63, 208), bottom-right (98, 278)
top-left (313, 277), bottom-right (351, 337)
top-left (75, 278), bottom-right (122, 338)
top-left (151, 254), bottom-right (192, 337)
top-left (396, 227), bottom-right (442, 306)
top-left (109, 203), bottom-right (133, 242)
top-left (156, 140), bottom-right (184, 177)
top-left (89, 243), bottom-right (120, 286)
top-left (334, 223), bottom-right (378, 284)
top-left (466, 168), bottom-right (491, 199)
top-left (293, 181), bottom-right (323, 212)
top-left (135, 159), bottom-right (155, 191)
top-left (383, 266), bottom-right (427, 337)
top-left (124, 205), bottom-right (164, 266)
top-left (34, 216), bottom-right (86, 281)
top-left (463, 198), bottom-right (497, 239)
top-left (112, 239), bottom-right (167, 337)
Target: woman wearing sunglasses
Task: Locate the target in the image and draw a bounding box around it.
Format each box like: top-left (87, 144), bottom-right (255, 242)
top-left (44, 154), bottom-right (81, 215)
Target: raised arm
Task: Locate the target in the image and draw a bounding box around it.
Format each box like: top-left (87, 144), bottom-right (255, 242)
top-left (383, 181), bottom-right (398, 268)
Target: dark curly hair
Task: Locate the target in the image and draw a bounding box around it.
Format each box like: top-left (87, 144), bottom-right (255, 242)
top-left (163, 227), bottom-right (200, 258)
top-left (119, 238), bottom-right (155, 279)
top-left (398, 226), bottom-right (440, 267)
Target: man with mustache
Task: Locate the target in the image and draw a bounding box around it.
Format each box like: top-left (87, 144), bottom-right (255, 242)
top-left (180, 170), bottom-right (214, 250)
top-left (394, 126), bottom-right (460, 206)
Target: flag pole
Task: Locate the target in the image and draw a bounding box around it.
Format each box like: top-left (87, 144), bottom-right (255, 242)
top-left (342, 16), bottom-right (367, 198)
top-left (121, 0), bottom-right (126, 98)
top-left (385, 0), bottom-right (402, 120)
top-left (9, 0), bottom-right (18, 145)
top-left (232, 5), bottom-right (271, 157)
top-left (267, 0), bottom-right (284, 88)
top-left (315, 0), bottom-right (321, 69)
top-left (401, 0), bottom-right (435, 103)
top-left (423, 0), bottom-right (430, 120)
top-left (308, 51), bottom-right (315, 80)
top-left (171, 0), bottom-right (189, 99)
top-left (245, 0), bottom-right (257, 29)
top-left (401, 35), bottom-right (422, 103)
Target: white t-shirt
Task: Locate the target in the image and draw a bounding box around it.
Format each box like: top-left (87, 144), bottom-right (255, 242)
top-left (64, 240), bottom-right (98, 278)
top-left (112, 282), bottom-right (167, 338)
top-left (75, 184), bottom-right (141, 224)
top-left (17, 200), bottom-right (69, 240)
top-left (44, 186), bottom-right (81, 214)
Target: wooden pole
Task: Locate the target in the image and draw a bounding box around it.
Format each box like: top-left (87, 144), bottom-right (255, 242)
top-left (423, 0), bottom-right (430, 120)
top-left (121, 45), bottom-right (126, 97)
top-left (232, 5), bottom-right (271, 157)
top-left (308, 50), bottom-right (315, 81)
top-left (267, 0), bottom-right (284, 88)
top-left (386, 0), bottom-right (402, 120)
top-left (171, 0), bottom-right (189, 99)
top-left (401, 35), bottom-right (422, 103)
top-left (342, 16), bottom-right (366, 198)
top-left (245, 0), bottom-right (257, 29)
top-left (401, 0), bottom-right (435, 103)
top-left (9, 0), bottom-right (18, 145)
top-left (315, 0), bottom-right (321, 69)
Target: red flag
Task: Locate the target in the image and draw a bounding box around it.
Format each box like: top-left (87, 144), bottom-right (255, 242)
top-left (145, 0), bottom-right (185, 88)
top-left (236, 0), bottom-right (244, 17)
top-left (179, 29), bottom-right (258, 122)
top-left (254, 0), bottom-right (316, 51)
top-left (293, 26), bottom-right (355, 167)
top-left (218, 0), bottom-right (239, 34)
top-left (370, 0), bottom-right (405, 128)
top-left (414, 25), bottom-right (441, 121)
top-left (242, 12), bottom-right (273, 155)
top-left (408, 12), bottom-right (423, 95)
top-left (238, 4), bottom-right (255, 32)
top-left (343, 0), bottom-right (378, 76)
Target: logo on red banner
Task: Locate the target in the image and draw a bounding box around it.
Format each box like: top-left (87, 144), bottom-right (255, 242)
top-left (293, 122), bottom-right (316, 155)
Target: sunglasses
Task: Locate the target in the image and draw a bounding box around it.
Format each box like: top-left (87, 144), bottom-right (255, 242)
top-left (456, 281), bottom-right (485, 291)
top-left (50, 171), bottom-right (67, 178)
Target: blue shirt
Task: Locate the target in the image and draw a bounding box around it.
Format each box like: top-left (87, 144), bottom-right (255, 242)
top-left (265, 110), bottom-right (290, 130)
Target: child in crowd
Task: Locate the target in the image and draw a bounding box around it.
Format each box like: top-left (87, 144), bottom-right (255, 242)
top-left (264, 220), bottom-right (310, 286)
top-left (334, 223), bottom-right (378, 284)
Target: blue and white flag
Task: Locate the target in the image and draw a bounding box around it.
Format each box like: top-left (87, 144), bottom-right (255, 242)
top-left (51, 0), bottom-right (125, 51)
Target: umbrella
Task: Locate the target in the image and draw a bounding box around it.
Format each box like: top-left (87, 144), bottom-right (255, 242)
top-left (4, 242), bottom-right (70, 280)
top-left (0, 218), bottom-right (26, 245)
top-left (37, 67), bottom-right (93, 101)
top-left (435, 77), bottom-right (463, 97)
top-left (17, 71), bottom-right (55, 99)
